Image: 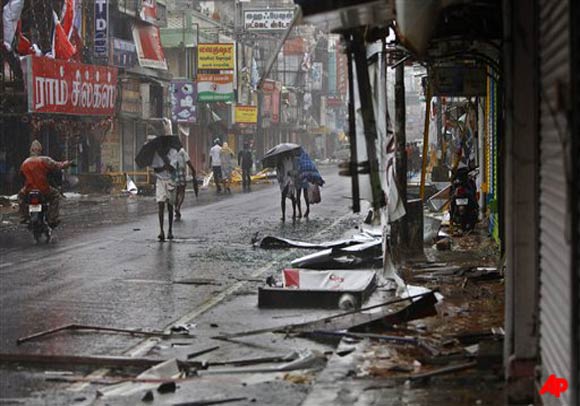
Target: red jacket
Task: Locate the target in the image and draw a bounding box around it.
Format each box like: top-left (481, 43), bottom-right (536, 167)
top-left (20, 156), bottom-right (66, 195)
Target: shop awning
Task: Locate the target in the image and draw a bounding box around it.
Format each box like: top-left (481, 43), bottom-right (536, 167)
top-left (132, 22), bottom-right (168, 70)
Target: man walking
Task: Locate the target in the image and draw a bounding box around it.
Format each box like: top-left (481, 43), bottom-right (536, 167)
top-left (209, 139), bottom-right (222, 193)
top-left (238, 142), bottom-right (253, 192)
top-left (151, 119), bottom-right (179, 241)
top-left (175, 147), bottom-right (198, 220)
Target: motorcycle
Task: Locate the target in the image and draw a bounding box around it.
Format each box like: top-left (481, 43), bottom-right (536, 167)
top-left (27, 189), bottom-right (52, 243)
top-left (25, 162), bottom-right (76, 244)
top-left (450, 168), bottom-right (479, 232)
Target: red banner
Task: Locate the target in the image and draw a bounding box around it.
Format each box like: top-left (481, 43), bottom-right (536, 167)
top-left (133, 23), bottom-right (167, 70)
top-left (23, 55), bottom-right (117, 115)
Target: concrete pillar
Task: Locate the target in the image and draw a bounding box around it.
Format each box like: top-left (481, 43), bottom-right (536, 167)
top-left (503, 0), bottom-right (539, 403)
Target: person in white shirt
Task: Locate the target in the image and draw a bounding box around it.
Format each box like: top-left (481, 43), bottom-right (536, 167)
top-left (174, 148), bottom-right (198, 220)
top-left (150, 120), bottom-right (179, 241)
top-left (209, 139), bottom-right (223, 193)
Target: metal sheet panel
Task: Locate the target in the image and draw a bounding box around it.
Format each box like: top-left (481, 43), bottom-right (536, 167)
top-left (538, 1), bottom-right (572, 405)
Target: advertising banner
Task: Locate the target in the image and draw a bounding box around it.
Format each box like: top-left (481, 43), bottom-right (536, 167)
top-left (244, 9), bottom-right (294, 31)
top-left (197, 43), bottom-right (235, 70)
top-left (235, 105), bottom-right (258, 124)
top-left (112, 38), bottom-right (137, 68)
top-left (23, 55), bottom-right (118, 115)
top-left (94, 0), bottom-right (109, 57)
top-left (132, 22), bottom-right (167, 70)
top-left (197, 74), bottom-right (234, 102)
top-left (311, 62), bottom-right (323, 91)
top-left (271, 82), bottom-right (280, 123)
top-left (140, 0), bottom-right (157, 24)
top-left (170, 80), bottom-right (196, 123)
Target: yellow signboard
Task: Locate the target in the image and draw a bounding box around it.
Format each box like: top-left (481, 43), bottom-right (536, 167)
top-left (235, 105), bottom-right (258, 124)
top-left (197, 43), bottom-right (235, 70)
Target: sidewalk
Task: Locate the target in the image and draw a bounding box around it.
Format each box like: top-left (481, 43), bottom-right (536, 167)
top-left (303, 228), bottom-right (505, 406)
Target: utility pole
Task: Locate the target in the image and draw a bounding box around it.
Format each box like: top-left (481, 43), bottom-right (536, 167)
top-left (393, 63), bottom-right (408, 250)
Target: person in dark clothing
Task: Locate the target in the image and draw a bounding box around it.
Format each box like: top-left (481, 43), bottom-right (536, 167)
top-left (238, 142), bottom-right (253, 192)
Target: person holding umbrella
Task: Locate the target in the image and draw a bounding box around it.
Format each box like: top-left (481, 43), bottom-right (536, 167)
top-left (136, 118), bottom-right (182, 241)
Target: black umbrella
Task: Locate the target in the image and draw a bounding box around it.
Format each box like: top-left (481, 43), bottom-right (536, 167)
top-left (262, 143), bottom-right (301, 168)
top-left (135, 136), bottom-right (182, 169)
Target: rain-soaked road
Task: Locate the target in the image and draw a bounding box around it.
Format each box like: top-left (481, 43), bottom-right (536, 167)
top-left (0, 168), bottom-right (364, 404)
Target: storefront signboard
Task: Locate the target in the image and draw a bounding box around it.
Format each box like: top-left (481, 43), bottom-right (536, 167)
top-left (197, 43), bottom-right (235, 70)
top-left (170, 79), bottom-right (196, 123)
top-left (23, 55), bottom-right (118, 115)
top-left (197, 74), bottom-right (234, 102)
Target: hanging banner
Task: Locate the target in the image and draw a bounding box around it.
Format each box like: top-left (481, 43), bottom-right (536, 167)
top-left (132, 22), bottom-right (167, 70)
top-left (140, 0), bottom-right (157, 24)
top-left (311, 62), bottom-right (323, 90)
top-left (112, 37), bottom-right (137, 68)
top-left (23, 55), bottom-right (118, 115)
top-left (235, 105), bottom-right (258, 124)
top-left (94, 0), bottom-right (109, 57)
top-left (170, 79), bottom-right (196, 123)
top-left (271, 83), bottom-right (280, 124)
top-left (197, 43), bottom-right (235, 70)
top-left (197, 74), bottom-right (234, 102)
top-left (243, 9), bottom-right (294, 31)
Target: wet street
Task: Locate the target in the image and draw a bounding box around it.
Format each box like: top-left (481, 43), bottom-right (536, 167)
top-left (0, 168), bottom-right (365, 405)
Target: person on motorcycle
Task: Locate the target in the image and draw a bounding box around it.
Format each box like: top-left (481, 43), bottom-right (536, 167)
top-left (18, 140), bottom-right (73, 228)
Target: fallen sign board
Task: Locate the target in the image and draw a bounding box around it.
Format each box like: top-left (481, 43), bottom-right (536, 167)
top-left (258, 269), bottom-right (377, 309)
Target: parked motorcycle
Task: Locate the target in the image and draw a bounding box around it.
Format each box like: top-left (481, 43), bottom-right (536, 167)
top-left (450, 168), bottom-right (479, 232)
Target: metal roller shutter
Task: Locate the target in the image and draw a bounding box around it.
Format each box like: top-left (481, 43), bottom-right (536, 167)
top-left (538, 0), bottom-right (573, 405)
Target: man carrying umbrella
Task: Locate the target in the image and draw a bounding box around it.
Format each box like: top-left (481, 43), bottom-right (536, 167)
top-left (136, 118), bottom-right (182, 241)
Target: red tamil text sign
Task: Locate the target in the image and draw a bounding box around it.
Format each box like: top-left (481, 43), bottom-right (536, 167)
top-left (24, 56), bottom-right (118, 115)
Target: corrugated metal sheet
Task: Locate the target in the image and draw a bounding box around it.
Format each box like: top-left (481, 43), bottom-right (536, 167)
top-left (538, 0), bottom-right (572, 405)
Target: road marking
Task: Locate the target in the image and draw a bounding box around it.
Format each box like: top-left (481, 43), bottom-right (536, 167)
top-left (69, 210), bottom-right (355, 392)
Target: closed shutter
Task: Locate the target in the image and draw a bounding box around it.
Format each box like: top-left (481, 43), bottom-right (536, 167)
top-left (538, 1), bottom-right (572, 405)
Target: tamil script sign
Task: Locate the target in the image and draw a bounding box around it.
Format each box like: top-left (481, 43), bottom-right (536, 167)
top-left (197, 74), bottom-right (234, 102)
top-left (23, 55), bottom-right (118, 115)
top-left (244, 9), bottom-right (294, 31)
top-left (235, 105), bottom-right (258, 124)
top-left (170, 80), bottom-right (196, 123)
top-left (197, 43), bottom-right (235, 70)
top-left (94, 0), bottom-right (109, 57)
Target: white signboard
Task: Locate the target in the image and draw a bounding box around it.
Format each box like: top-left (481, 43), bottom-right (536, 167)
top-left (243, 9), bottom-right (294, 31)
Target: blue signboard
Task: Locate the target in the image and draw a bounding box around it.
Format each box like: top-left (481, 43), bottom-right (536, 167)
top-left (112, 38), bottom-right (137, 68)
top-left (94, 0), bottom-right (109, 57)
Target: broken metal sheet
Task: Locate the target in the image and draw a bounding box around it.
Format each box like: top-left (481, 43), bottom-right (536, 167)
top-left (255, 234), bottom-right (376, 250)
top-left (198, 350), bottom-right (326, 375)
top-left (349, 291), bottom-right (439, 331)
top-left (290, 240), bottom-right (383, 270)
top-left (217, 291), bottom-right (437, 340)
top-left (98, 358), bottom-right (183, 399)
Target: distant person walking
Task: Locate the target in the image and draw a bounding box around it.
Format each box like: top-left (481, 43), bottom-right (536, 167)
top-left (174, 147), bottom-right (198, 220)
top-left (220, 142), bottom-right (235, 194)
top-left (151, 119), bottom-right (179, 241)
top-left (238, 142), bottom-right (253, 192)
top-left (209, 139), bottom-right (222, 193)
